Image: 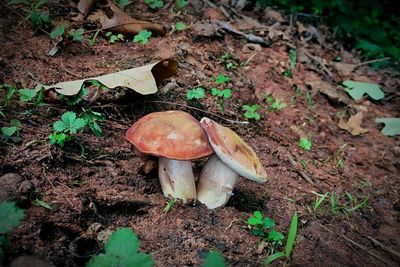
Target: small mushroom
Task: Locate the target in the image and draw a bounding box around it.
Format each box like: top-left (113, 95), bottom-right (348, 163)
top-left (197, 117), bottom-right (268, 209)
top-left (125, 111), bottom-right (213, 203)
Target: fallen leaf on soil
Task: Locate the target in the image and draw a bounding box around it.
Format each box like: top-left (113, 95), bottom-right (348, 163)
top-left (375, 118), bottom-right (400, 136)
top-left (338, 112), bottom-right (369, 136)
top-left (191, 22), bottom-right (218, 37)
top-left (265, 7), bottom-right (284, 22)
top-left (331, 62), bottom-right (357, 76)
top-left (216, 21), bottom-right (269, 46)
top-left (343, 80), bottom-right (384, 100)
top-left (306, 80), bottom-right (352, 105)
top-left (77, 0), bottom-right (96, 17)
top-left (88, 0), bottom-right (165, 35)
top-left (38, 58), bottom-right (177, 96)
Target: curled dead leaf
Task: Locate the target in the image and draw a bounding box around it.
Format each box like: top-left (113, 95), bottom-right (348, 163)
top-left (77, 0), bottom-right (96, 17)
top-left (37, 58), bottom-right (177, 96)
top-left (306, 80), bottom-right (352, 105)
top-left (338, 112), bottom-right (369, 136)
top-left (88, 0), bottom-right (165, 36)
top-left (331, 62), bottom-right (357, 77)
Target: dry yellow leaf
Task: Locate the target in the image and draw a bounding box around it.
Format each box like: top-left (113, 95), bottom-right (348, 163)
top-left (338, 112), bottom-right (369, 136)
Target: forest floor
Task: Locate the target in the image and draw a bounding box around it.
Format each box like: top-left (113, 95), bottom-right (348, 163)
top-left (0, 0), bottom-right (399, 266)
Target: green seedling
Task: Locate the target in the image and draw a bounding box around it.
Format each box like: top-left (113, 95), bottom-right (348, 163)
top-left (115, 0), bottom-right (131, 6)
top-left (175, 0), bottom-right (188, 9)
top-left (220, 53), bottom-right (232, 61)
top-left (1, 119), bottom-right (22, 137)
top-left (61, 87), bottom-right (88, 105)
top-left (9, 0), bottom-right (50, 28)
top-left (49, 111), bottom-right (86, 147)
top-left (50, 24), bottom-right (65, 39)
top-left (211, 88), bottom-right (231, 110)
top-left (243, 104), bottom-right (261, 120)
top-left (264, 212), bottom-right (298, 266)
top-left (105, 32), bottom-right (124, 44)
top-left (88, 29), bottom-right (101, 48)
top-left (144, 0), bottom-right (163, 9)
top-left (80, 109), bottom-right (105, 137)
top-left (248, 211), bottom-right (285, 249)
top-left (163, 198), bottom-right (176, 214)
top-left (1, 84), bottom-right (17, 107)
top-left (265, 95), bottom-right (287, 111)
top-left (300, 159), bottom-right (308, 169)
top-left (18, 89), bottom-right (37, 102)
top-left (299, 137), bottom-right (312, 151)
top-left (215, 74), bottom-right (229, 84)
top-left (202, 251), bottom-right (226, 267)
top-left (91, 80), bottom-right (108, 90)
top-left (87, 227), bottom-right (154, 267)
top-left (304, 92), bottom-right (315, 112)
top-left (187, 87), bottom-right (205, 100)
top-left (69, 28), bottom-right (84, 42)
top-left (31, 198), bottom-right (52, 210)
top-left (283, 49), bottom-right (296, 78)
top-left (175, 22), bottom-right (187, 31)
top-left (312, 192), bottom-right (329, 212)
top-left (0, 201), bottom-right (25, 263)
top-left (133, 30), bottom-right (152, 45)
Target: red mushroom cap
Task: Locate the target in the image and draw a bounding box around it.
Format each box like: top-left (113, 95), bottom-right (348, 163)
top-left (126, 111), bottom-right (213, 160)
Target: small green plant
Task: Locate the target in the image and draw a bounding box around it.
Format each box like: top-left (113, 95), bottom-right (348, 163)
top-left (265, 95), bottom-right (286, 111)
top-left (87, 227), bottom-right (154, 267)
top-left (175, 0), bottom-right (188, 9)
top-left (202, 251), bottom-right (226, 267)
top-left (187, 87), bottom-right (205, 100)
top-left (144, 0), bottom-right (163, 9)
top-left (264, 212), bottom-right (298, 266)
top-left (211, 88), bottom-right (231, 110)
top-left (248, 211), bottom-right (284, 247)
top-left (1, 84), bottom-right (17, 107)
top-left (220, 53), bottom-right (237, 70)
top-left (69, 28), bottom-right (84, 42)
top-left (88, 29), bottom-right (101, 48)
top-left (0, 201), bottom-right (25, 263)
top-left (9, 0), bottom-right (50, 28)
top-left (60, 87), bottom-right (89, 105)
top-left (283, 49), bottom-right (296, 78)
top-left (174, 22), bottom-right (187, 31)
top-left (215, 74), bottom-right (229, 84)
top-left (50, 24), bottom-right (65, 39)
top-left (133, 30), bottom-right (152, 45)
top-left (299, 159), bottom-right (308, 169)
top-left (243, 104), bottom-right (261, 120)
top-left (105, 32), bottom-right (124, 44)
top-left (1, 119), bottom-right (22, 137)
top-left (304, 92), bottom-right (315, 112)
top-left (31, 198), bottom-right (52, 210)
top-left (163, 198), bottom-right (176, 214)
top-left (49, 111), bottom-right (86, 147)
top-left (18, 88), bottom-right (37, 102)
top-left (80, 109), bottom-right (105, 137)
top-left (299, 137), bottom-right (312, 151)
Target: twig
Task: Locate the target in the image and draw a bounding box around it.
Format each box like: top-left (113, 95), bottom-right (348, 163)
top-left (47, 56), bottom-right (81, 78)
top-left (318, 223), bottom-right (392, 266)
top-left (356, 57), bottom-right (391, 67)
top-left (42, 167), bottom-right (75, 208)
top-left (367, 236), bottom-right (400, 259)
top-left (287, 153), bottom-right (317, 186)
top-left (225, 219), bottom-right (237, 231)
top-left (145, 100), bottom-right (249, 124)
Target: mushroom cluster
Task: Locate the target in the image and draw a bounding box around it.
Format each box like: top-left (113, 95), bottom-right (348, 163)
top-left (125, 110), bottom-right (268, 209)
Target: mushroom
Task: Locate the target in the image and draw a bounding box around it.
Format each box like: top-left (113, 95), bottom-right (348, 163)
top-left (125, 111), bottom-right (213, 203)
top-left (197, 117), bottom-right (268, 209)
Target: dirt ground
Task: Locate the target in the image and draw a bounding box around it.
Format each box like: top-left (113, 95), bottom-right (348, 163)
top-left (1, 0), bottom-right (400, 266)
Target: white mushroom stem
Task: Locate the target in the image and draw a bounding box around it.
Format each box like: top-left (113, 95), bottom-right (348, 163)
top-left (197, 155), bottom-right (239, 209)
top-left (158, 157), bottom-right (197, 203)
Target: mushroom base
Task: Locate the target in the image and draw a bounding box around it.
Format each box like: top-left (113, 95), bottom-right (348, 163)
top-left (158, 157), bottom-right (196, 203)
top-left (197, 155), bottom-right (239, 209)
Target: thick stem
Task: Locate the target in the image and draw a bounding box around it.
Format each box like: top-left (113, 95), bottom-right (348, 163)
top-left (158, 157), bottom-right (196, 203)
top-left (197, 155), bottom-right (239, 209)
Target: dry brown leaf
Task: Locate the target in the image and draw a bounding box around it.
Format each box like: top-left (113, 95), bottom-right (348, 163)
top-left (331, 62), bottom-right (357, 76)
top-left (88, 0), bottom-right (165, 35)
top-left (338, 112), bottom-right (369, 136)
top-left (77, 0), bottom-right (96, 16)
top-left (37, 58), bottom-right (177, 96)
top-left (265, 7), bottom-right (284, 22)
top-left (306, 79), bottom-right (352, 105)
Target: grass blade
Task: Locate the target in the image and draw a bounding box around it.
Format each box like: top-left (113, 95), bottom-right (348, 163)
top-left (285, 212), bottom-right (298, 257)
top-left (264, 251), bottom-right (286, 266)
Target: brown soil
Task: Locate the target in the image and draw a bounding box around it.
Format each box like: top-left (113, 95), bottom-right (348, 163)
top-left (1, 1), bottom-right (400, 267)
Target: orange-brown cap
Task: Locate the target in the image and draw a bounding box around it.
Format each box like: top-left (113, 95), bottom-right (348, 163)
top-left (126, 111), bottom-right (213, 160)
top-left (200, 117), bottom-right (268, 183)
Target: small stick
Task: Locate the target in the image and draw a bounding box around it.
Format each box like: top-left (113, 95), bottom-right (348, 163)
top-left (356, 57), bottom-right (391, 67)
top-left (225, 219), bottom-right (237, 231)
top-left (367, 236), bottom-right (400, 259)
top-left (318, 223), bottom-right (392, 266)
top-left (145, 100), bottom-right (249, 124)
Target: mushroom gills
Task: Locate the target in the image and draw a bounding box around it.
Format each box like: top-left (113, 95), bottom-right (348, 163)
top-left (197, 155), bottom-right (239, 209)
top-left (158, 157), bottom-right (197, 203)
